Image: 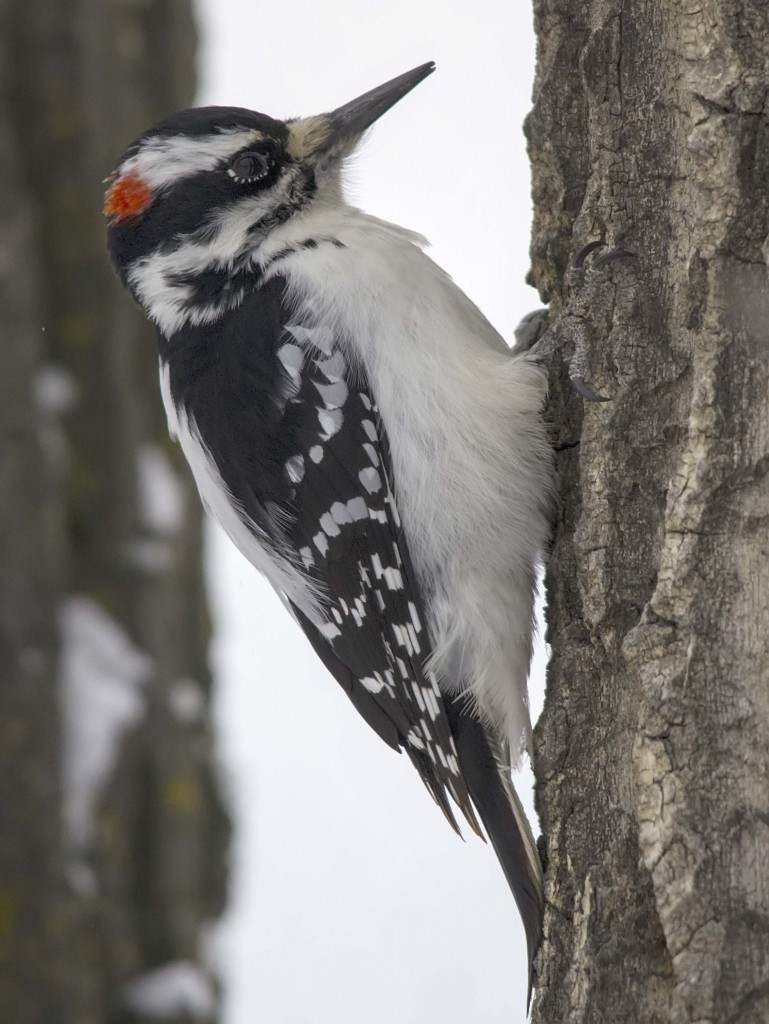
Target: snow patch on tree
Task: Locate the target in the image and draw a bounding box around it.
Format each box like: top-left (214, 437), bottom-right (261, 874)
top-left (60, 596), bottom-right (152, 847)
top-left (137, 443), bottom-right (187, 534)
top-left (121, 961), bottom-right (215, 1020)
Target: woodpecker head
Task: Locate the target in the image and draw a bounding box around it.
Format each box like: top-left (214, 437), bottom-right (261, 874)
top-left (105, 62), bottom-right (435, 335)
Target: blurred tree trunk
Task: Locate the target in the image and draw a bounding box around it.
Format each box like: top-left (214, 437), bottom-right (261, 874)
top-left (0, 2), bottom-right (230, 1022)
top-left (527, 2), bottom-right (769, 1022)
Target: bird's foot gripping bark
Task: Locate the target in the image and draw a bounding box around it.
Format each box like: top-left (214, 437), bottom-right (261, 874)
top-left (513, 242), bottom-right (636, 402)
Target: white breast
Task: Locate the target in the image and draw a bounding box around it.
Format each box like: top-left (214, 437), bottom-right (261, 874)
top-left (262, 205), bottom-right (552, 755)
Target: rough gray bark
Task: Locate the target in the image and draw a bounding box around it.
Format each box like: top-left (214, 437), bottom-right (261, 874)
top-left (527, 2), bottom-right (769, 1022)
top-left (0, 2), bottom-right (229, 1021)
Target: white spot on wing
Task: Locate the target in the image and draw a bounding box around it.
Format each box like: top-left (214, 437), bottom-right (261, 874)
top-left (424, 687), bottom-right (440, 721)
top-left (406, 623), bottom-right (421, 652)
top-left (330, 501), bottom-right (352, 525)
top-left (361, 420), bottom-right (377, 442)
top-left (408, 602), bottom-right (422, 632)
top-left (314, 380), bottom-right (348, 409)
top-left (309, 445), bottom-right (324, 463)
top-left (313, 531), bottom-right (329, 556)
top-left (361, 675), bottom-right (384, 694)
top-left (388, 495), bottom-right (401, 528)
top-left (407, 729), bottom-right (426, 751)
top-left (393, 623), bottom-right (413, 655)
top-left (359, 467), bottom-right (382, 493)
top-left (318, 408), bottom-right (343, 439)
top-left (383, 567), bottom-right (403, 591)
top-left (347, 497), bottom-right (368, 520)
top-left (319, 512), bottom-right (340, 537)
top-left (316, 351), bottom-right (346, 381)
top-left (363, 443), bottom-right (379, 467)
top-left (277, 343), bottom-right (304, 377)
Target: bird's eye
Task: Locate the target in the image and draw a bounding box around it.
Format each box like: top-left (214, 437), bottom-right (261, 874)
top-left (228, 151), bottom-right (271, 183)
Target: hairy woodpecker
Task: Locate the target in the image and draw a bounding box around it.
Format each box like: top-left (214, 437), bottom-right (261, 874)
top-left (105, 62), bottom-right (551, 996)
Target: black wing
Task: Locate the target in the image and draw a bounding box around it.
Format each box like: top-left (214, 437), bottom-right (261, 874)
top-left (278, 320), bottom-right (483, 837)
top-left (164, 273), bottom-right (481, 836)
top-left (282, 377), bottom-right (483, 836)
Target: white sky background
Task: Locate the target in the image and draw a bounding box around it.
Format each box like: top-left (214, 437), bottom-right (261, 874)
top-left (195, 3), bottom-right (544, 1022)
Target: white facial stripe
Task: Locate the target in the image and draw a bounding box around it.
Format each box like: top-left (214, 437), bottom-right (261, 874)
top-left (121, 128), bottom-right (266, 191)
top-left (127, 194), bottom-right (279, 335)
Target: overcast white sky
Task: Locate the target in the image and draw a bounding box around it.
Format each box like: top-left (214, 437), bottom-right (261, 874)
top-left (196, 3), bottom-right (544, 1022)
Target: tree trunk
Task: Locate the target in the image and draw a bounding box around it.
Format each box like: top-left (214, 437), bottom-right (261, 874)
top-left (527, 2), bottom-right (769, 1022)
top-left (0, 2), bottom-right (230, 1021)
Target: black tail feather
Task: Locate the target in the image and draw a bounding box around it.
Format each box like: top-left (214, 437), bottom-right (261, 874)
top-left (444, 700), bottom-right (544, 1005)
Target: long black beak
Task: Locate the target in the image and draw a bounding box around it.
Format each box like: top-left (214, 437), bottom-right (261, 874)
top-left (319, 61), bottom-right (435, 152)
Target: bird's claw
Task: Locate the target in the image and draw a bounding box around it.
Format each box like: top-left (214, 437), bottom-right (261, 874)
top-left (566, 241), bottom-right (636, 400)
top-left (570, 374), bottom-right (609, 403)
top-left (571, 240), bottom-right (605, 269)
top-left (519, 240), bottom-right (636, 402)
top-left (592, 248), bottom-right (636, 272)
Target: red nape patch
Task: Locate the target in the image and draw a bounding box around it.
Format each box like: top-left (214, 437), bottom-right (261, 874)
top-left (103, 173), bottom-right (154, 224)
